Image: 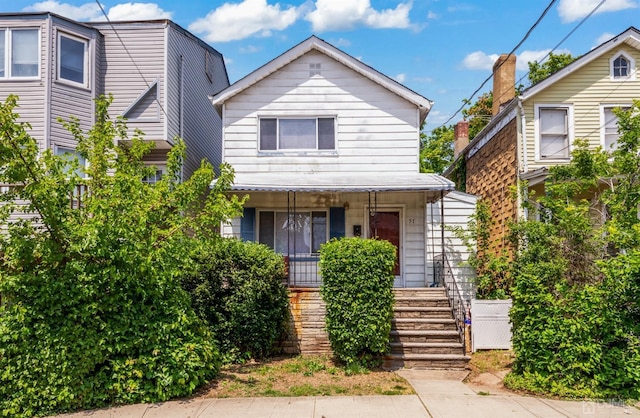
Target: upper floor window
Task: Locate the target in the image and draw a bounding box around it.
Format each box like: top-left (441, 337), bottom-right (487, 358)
top-left (610, 52), bottom-right (636, 81)
top-left (259, 117), bottom-right (335, 151)
top-left (602, 105), bottom-right (630, 151)
top-left (0, 28), bottom-right (39, 78)
top-left (55, 146), bottom-right (86, 177)
top-left (537, 106), bottom-right (571, 160)
top-left (58, 32), bottom-right (88, 86)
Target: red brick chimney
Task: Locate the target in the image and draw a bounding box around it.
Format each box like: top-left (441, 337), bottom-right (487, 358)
top-left (492, 54), bottom-right (516, 116)
top-left (454, 120), bottom-right (469, 158)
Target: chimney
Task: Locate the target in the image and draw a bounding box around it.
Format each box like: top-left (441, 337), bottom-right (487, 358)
top-left (492, 53), bottom-right (516, 116)
top-left (454, 120), bottom-right (469, 158)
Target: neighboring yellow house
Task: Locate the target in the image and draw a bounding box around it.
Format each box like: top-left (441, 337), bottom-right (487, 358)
top-left (445, 26), bottom-right (640, 253)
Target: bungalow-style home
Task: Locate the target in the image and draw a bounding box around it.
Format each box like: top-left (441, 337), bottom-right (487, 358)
top-left (0, 12), bottom-right (228, 180)
top-left (213, 36), bottom-right (474, 368)
top-left (445, 26), bottom-right (640, 255)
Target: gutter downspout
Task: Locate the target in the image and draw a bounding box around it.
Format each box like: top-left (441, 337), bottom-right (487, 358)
top-left (517, 98), bottom-right (527, 219)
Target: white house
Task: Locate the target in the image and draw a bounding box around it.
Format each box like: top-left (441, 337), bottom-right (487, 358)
top-left (213, 36), bottom-right (474, 289)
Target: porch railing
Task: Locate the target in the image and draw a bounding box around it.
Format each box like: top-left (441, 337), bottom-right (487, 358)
top-left (284, 254), bottom-right (322, 287)
top-left (434, 254), bottom-right (469, 351)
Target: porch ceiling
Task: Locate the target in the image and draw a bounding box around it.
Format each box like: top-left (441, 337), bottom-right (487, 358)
top-left (226, 172), bottom-right (455, 193)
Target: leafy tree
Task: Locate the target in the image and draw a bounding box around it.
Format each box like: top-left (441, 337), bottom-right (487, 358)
top-left (527, 52), bottom-right (576, 85)
top-left (462, 91), bottom-right (493, 140)
top-left (506, 101), bottom-right (640, 399)
top-left (0, 94), bottom-right (244, 416)
top-left (420, 124), bottom-right (454, 174)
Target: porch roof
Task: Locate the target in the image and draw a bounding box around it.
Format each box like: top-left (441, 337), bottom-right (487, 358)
top-left (227, 172), bottom-right (455, 193)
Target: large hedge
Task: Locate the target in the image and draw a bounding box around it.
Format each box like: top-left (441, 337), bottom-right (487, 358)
top-left (0, 95), bottom-right (243, 417)
top-left (181, 238), bottom-right (290, 363)
top-left (319, 237), bottom-right (396, 367)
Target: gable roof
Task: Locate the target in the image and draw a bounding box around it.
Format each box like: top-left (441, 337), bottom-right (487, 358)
top-left (521, 26), bottom-right (640, 100)
top-left (211, 35), bottom-right (433, 121)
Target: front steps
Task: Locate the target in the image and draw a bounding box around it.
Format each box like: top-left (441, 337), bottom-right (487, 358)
top-left (384, 288), bottom-right (470, 370)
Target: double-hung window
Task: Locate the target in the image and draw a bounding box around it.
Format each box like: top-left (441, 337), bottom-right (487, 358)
top-left (258, 210), bottom-right (328, 254)
top-left (259, 117), bottom-right (335, 151)
top-left (0, 28), bottom-right (39, 78)
top-left (537, 106), bottom-right (570, 160)
top-left (602, 105), bottom-right (630, 151)
top-left (58, 32), bottom-right (88, 86)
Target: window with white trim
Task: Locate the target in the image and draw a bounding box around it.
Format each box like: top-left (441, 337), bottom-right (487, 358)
top-left (610, 52), bottom-right (636, 81)
top-left (538, 106), bottom-right (570, 160)
top-left (602, 105), bottom-right (630, 151)
top-left (142, 165), bottom-right (166, 185)
top-left (259, 117), bottom-right (335, 151)
top-left (58, 32), bottom-right (87, 86)
top-left (258, 210), bottom-right (328, 254)
top-left (0, 28), bottom-right (39, 78)
top-left (55, 146), bottom-right (86, 177)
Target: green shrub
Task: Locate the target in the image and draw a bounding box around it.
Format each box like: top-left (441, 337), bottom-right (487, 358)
top-left (319, 237), bottom-right (395, 367)
top-left (182, 238), bottom-right (289, 363)
top-left (0, 95), bottom-right (241, 417)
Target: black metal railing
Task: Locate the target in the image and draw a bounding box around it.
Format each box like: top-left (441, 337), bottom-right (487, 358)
top-left (284, 254), bottom-right (322, 287)
top-left (434, 254), bottom-right (469, 350)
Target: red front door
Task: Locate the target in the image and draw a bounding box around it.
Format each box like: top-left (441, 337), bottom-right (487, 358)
top-left (369, 211), bottom-right (400, 276)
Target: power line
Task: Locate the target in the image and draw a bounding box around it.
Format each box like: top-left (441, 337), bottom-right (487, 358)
top-left (436, 0), bottom-right (558, 130)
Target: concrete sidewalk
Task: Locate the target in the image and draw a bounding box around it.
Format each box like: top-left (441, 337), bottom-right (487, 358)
top-left (56, 371), bottom-right (640, 418)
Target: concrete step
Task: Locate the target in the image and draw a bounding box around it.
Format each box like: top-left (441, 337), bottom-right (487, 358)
top-left (393, 306), bottom-right (453, 318)
top-left (394, 297), bottom-right (450, 308)
top-left (382, 353), bottom-right (470, 371)
top-left (389, 342), bottom-right (464, 355)
top-left (391, 318), bottom-right (457, 331)
top-left (389, 330), bottom-right (461, 344)
top-left (393, 288), bottom-right (447, 298)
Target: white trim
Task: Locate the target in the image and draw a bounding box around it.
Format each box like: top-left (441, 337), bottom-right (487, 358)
top-left (609, 50), bottom-right (636, 81)
top-left (56, 30), bottom-right (89, 89)
top-left (534, 103), bottom-right (574, 162)
top-left (600, 103), bottom-right (631, 151)
top-left (121, 78), bottom-right (160, 121)
top-left (256, 115), bottom-right (338, 154)
top-left (0, 27), bottom-right (41, 80)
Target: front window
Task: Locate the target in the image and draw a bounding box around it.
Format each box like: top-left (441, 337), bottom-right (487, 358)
top-left (58, 33), bottom-right (87, 86)
top-left (538, 107), bottom-right (569, 159)
top-left (0, 28), bottom-right (39, 78)
top-left (602, 106), bottom-right (630, 151)
top-left (259, 117), bottom-right (335, 151)
top-left (258, 210), bottom-right (327, 254)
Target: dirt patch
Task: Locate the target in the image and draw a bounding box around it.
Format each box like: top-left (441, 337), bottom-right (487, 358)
top-left (464, 350), bottom-right (515, 395)
top-left (196, 355), bottom-right (415, 398)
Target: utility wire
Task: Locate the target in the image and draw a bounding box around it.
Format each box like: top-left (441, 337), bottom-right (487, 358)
top-left (437, 0), bottom-right (558, 129)
top-left (94, 0), bottom-right (169, 119)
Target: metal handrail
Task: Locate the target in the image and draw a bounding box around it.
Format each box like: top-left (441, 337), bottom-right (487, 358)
top-left (435, 254), bottom-right (469, 352)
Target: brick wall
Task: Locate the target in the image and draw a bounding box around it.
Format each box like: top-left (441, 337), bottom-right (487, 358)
top-left (465, 118), bottom-right (518, 256)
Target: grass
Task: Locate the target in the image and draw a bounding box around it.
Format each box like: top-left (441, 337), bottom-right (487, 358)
top-left (196, 355), bottom-right (415, 398)
top-left (465, 350), bottom-right (514, 382)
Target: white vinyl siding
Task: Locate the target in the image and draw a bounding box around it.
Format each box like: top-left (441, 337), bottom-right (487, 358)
top-left (222, 50), bottom-right (420, 175)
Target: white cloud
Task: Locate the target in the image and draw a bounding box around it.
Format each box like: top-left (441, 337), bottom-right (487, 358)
top-left (594, 32), bottom-right (615, 48)
top-left (23, 1), bottom-right (172, 21)
top-left (557, 0), bottom-right (638, 23)
top-left (332, 38), bottom-right (352, 48)
top-left (462, 49), bottom-right (572, 72)
top-left (427, 10), bottom-right (438, 19)
top-left (107, 3), bottom-right (172, 20)
top-left (395, 73), bottom-right (406, 83)
top-left (189, 0), bottom-right (301, 43)
top-left (240, 45), bottom-right (262, 53)
top-left (461, 51), bottom-right (499, 70)
top-left (23, 1), bottom-right (101, 20)
top-left (305, 0), bottom-right (413, 32)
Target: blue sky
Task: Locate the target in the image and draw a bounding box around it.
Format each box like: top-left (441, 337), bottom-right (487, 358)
top-left (2, 0), bottom-right (639, 133)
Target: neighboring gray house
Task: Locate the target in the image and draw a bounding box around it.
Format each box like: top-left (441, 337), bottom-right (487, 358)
top-left (0, 12), bottom-right (228, 179)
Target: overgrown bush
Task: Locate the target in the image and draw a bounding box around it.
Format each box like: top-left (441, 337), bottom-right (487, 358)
top-left (0, 95), bottom-right (243, 417)
top-left (182, 238), bottom-right (289, 363)
top-left (319, 237), bottom-right (395, 367)
top-left (506, 102), bottom-right (640, 399)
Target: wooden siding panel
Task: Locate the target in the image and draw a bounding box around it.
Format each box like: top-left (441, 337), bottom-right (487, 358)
top-left (223, 50), bottom-right (420, 175)
top-left (524, 47), bottom-right (640, 171)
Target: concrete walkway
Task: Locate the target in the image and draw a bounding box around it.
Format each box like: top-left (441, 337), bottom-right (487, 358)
top-left (55, 370), bottom-right (640, 418)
